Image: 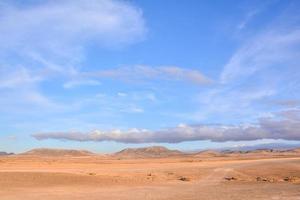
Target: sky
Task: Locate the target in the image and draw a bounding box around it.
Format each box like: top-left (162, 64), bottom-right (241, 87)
top-left (0, 0), bottom-right (300, 153)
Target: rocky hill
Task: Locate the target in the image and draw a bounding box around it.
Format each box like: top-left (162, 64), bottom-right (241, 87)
top-left (114, 146), bottom-right (184, 158)
top-left (22, 148), bottom-right (95, 157)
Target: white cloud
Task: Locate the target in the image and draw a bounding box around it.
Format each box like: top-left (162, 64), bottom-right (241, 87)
top-left (63, 79), bottom-right (101, 89)
top-left (117, 92), bottom-right (127, 97)
top-left (0, 0), bottom-right (146, 78)
top-left (121, 106), bottom-right (144, 113)
top-left (0, 0), bottom-right (145, 54)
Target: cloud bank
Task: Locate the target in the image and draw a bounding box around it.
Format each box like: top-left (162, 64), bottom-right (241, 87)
top-left (32, 109), bottom-right (300, 143)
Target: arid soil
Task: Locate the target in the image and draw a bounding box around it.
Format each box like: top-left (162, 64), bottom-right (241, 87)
top-left (0, 150), bottom-right (300, 200)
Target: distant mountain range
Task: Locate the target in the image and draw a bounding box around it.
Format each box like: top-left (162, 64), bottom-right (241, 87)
top-left (0, 151), bottom-right (14, 156)
top-left (218, 143), bottom-right (300, 151)
top-left (1, 143), bottom-right (300, 158)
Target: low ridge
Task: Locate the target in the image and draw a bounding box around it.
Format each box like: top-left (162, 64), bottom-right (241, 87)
top-left (22, 148), bottom-right (95, 157)
top-left (194, 150), bottom-right (222, 157)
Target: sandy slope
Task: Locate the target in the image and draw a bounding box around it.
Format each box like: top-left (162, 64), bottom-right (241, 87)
top-left (0, 155), bottom-right (299, 200)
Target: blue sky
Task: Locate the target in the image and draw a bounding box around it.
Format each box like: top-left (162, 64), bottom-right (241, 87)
top-left (0, 0), bottom-right (300, 153)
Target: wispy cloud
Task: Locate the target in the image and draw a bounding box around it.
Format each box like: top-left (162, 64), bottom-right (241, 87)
top-left (237, 9), bottom-right (260, 30)
top-left (0, 1), bottom-right (210, 114)
top-left (0, 0), bottom-right (146, 110)
top-left (188, 4), bottom-right (300, 124)
top-left (272, 99), bottom-right (300, 108)
top-left (0, 66), bottom-right (42, 89)
top-left (85, 65), bottom-right (212, 85)
top-left (221, 29), bottom-right (300, 84)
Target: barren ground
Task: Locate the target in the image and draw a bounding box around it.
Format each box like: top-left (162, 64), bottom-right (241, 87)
top-left (0, 155), bottom-right (300, 200)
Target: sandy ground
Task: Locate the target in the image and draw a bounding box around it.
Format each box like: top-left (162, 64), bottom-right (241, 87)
top-left (0, 155), bottom-right (300, 200)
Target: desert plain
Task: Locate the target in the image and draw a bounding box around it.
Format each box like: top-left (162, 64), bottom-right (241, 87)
top-left (0, 147), bottom-right (300, 200)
